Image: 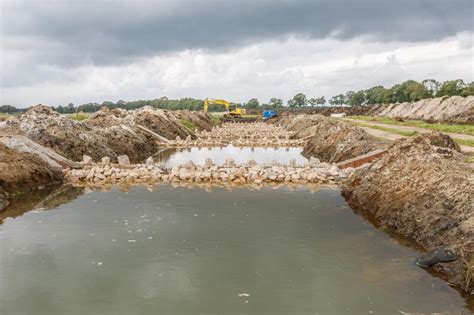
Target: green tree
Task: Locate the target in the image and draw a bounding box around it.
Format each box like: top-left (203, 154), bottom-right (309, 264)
top-left (348, 91), bottom-right (365, 106)
top-left (364, 86), bottom-right (386, 104)
top-left (422, 79), bottom-right (440, 97)
top-left (461, 82), bottom-right (474, 97)
top-left (245, 98), bottom-right (260, 109)
top-left (269, 98), bottom-right (283, 108)
top-left (436, 80), bottom-right (465, 97)
top-left (329, 94), bottom-right (345, 106)
top-left (288, 93), bottom-right (307, 107)
top-left (308, 96), bottom-right (326, 106)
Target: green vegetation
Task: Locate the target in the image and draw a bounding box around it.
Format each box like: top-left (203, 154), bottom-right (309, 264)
top-left (464, 156), bottom-right (474, 163)
top-left (353, 122), bottom-right (419, 137)
top-left (455, 139), bottom-right (474, 148)
top-left (179, 118), bottom-right (196, 131)
top-left (67, 112), bottom-right (91, 121)
top-left (349, 116), bottom-right (474, 136)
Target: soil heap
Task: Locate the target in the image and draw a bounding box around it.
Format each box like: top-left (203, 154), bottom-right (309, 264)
top-left (18, 105), bottom-right (213, 163)
top-left (274, 114), bottom-right (386, 163)
top-left (0, 143), bottom-right (63, 211)
top-left (342, 133), bottom-right (474, 291)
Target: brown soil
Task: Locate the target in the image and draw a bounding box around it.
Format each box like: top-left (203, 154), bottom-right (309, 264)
top-left (274, 114), bottom-right (386, 163)
top-left (342, 133), bottom-right (474, 292)
top-left (0, 143), bottom-right (63, 210)
top-left (18, 105), bottom-right (213, 163)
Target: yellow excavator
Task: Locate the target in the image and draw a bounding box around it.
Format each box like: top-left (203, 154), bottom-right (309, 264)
top-left (203, 98), bottom-right (246, 117)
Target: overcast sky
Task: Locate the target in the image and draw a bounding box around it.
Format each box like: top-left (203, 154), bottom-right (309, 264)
top-left (1, 0), bottom-right (473, 107)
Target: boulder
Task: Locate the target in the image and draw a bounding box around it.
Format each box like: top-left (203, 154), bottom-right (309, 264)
top-left (117, 155), bottom-right (130, 165)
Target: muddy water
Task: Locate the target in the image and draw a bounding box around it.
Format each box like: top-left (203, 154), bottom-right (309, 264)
top-left (154, 145), bottom-right (308, 168)
top-left (0, 185), bottom-right (469, 314)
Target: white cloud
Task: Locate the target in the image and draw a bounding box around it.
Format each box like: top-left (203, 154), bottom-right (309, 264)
top-left (1, 32), bottom-right (473, 107)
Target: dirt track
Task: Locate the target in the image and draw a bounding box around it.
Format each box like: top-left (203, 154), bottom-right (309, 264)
top-left (343, 117), bottom-right (474, 154)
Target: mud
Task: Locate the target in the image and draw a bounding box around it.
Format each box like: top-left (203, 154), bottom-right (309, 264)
top-left (0, 143), bottom-right (63, 211)
top-left (273, 114), bottom-right (386, 163)
top-left (342, 133), bottom-right (474, 292)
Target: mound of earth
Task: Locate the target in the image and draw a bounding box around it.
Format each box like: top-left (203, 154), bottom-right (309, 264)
top-left (19, 105), bottom-right (155, 163)
top-left (18, 105), bottom-right (213, 163)
top-left (374, 96), bottom-right (474, 123)
top-left (0, 143), bottom-right (63, 211)
top-left (276, 114), bottom-right (386, 163)
top-left (342, 133), bottom-right (474, 291)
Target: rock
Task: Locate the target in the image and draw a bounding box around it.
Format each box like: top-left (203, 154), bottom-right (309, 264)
top-left (117, 155), bottom-right (130, 165)
top-left (0, 193), bottom-right (9, 211)
top-left (415, 248), bottom-right (458, 268)
top-left (101, 156), bottom-right (110, 165)
top-left (83, 155), bottom-right (93, 165)
top-left (145, 157), bottom-right (154, 166)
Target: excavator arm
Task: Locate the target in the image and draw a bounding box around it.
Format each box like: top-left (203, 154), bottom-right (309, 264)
top-left (203, 98), bottom-right (230, 113)
top-left (203, 98), bottom-right (245, 116)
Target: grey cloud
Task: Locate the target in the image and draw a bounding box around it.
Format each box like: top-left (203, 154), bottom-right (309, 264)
top-left (1, 0), bottom-right (472, 69)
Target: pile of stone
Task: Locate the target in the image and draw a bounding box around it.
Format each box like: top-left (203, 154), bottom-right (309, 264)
top-left (166, 122), bottom-right (305, 147)
top-left (66, 154), bottom-right (347, 186)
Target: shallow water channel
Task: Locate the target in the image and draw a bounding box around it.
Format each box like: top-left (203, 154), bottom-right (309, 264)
top-left (0, 184), bottom-right (470, 314)
top-left (154, 145), bottom-right (308, 168)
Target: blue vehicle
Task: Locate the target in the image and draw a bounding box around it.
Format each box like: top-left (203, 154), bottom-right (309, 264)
top-left (262, 110), bottom-right (276, 120)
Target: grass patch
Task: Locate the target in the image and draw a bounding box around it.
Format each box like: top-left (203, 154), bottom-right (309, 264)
top-left (179, 118), bottom-right (196, 131)
top-left (0, 113), bottom-right (15, 121)
top-left (211, 115), bottom-right (221, 125)
top-left (354, 122), bottom-right (419, 137)
top-left (67, 112), bottom-right (91, 121)
top-left (464, 156), bottom-right (474, 163)
top-left (455, 138), bottom-right (474, 147)
top-left (349, 115), bottom-right (474, 136)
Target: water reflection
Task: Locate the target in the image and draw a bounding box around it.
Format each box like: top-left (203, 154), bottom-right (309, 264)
top-left (0, 185), bottom-right (470, 314)
top-left (154, 145), bottom-right (308, 168)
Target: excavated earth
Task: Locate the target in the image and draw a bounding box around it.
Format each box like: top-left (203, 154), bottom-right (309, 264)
top-left (273, 114), bottom-right (387, 163)
top-left (15, 105), bottom-right (213, 163)
top-left (0, 143), bottom-right (63, 211)
top-left (342, 133), bottom-right (474, 292)
top-left (282, 96), bottom-right (474, 123)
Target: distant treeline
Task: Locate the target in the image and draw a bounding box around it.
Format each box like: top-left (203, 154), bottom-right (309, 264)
top-left (1, 79), bottom-right (473, 114)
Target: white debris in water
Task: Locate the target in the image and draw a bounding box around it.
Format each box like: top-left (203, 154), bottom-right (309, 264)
top-left (148, 237), bottom-right (153, 240)
top-left (128, 240), bottom-right (136, 243)
top-left (194, 214), bottom-right (198, 217)
top-left (112, 239), bottom-right (116, 242)
top-left (136, 229), bottom-right (142, 232)
top-left (37, 221), bottom-right (42, 224)
top-left (238, 293), bottom-right (250, 297)
top-left (97, 262), bottom-right (103, 266)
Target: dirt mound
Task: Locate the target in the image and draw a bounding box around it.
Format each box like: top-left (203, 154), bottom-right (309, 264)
top-left (18, 105), bottom-right (213, 163)
top-left (277, 114), bottom-right (386, 163)
top-left (0, 143), bottom-right (63, 210)
top-left (375, 96), bottom-right (474, 123)
top-left (19, 105), bottom-right (155, 163)
top-left (342, 133), bottom-right (474, 291)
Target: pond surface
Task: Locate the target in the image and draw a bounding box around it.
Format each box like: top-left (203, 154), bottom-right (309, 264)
top-left (0, 185), bottom-right (469, 314)
top-left (154, 145), bottom-right (308, 168)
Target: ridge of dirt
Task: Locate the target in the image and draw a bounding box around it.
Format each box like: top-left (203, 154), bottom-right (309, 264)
top-left (342, 133), bottom-right (474, 292)
top-left (274, 114), bottom-right (386, 163)
top-left (17, 105), bottom-right (213, 163)
top-left (0, 143), bottom-right (63, 211)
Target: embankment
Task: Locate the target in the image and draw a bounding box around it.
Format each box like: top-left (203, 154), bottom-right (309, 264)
top-left (342, 133), bottom-right (474, 292)
top-left (0, 143), bottom-right (63, 211)
top-left (274, 114), bottom-right (386, 163)
top-left (14, 105), bottom-right (213, 163)
top-left (284, 96), bottom-right (474, 124)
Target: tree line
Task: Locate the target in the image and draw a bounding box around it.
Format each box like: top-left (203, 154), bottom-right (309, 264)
top-left (1, 79), bottom-right (473, 114)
